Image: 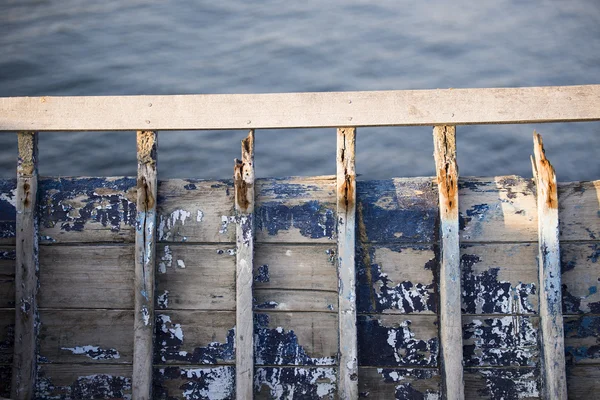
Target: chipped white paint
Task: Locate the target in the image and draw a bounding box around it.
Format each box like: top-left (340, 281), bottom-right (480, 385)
top-left (158, 245), bottom-right (172, 273)
top-left (177, 259), bottom-right (186, 269)
top-left (61, 345), bottom-right (121, 360)
top-left (0, 189), bottom-right (16, 207)
top-left (254, 367), bottom-right (337, 399)
top-left (219, 215), bottom-right (237, 234)
top-left (141, 306), bottom-right (150, 326)
top-left (196, 210), bottom-right (204, 222)
top-left (181, 367), bottom-right (234, 400)
top-left (158, 291), bottom-right (169, 309)
top-left (158, 209), bottom-right (191, 240)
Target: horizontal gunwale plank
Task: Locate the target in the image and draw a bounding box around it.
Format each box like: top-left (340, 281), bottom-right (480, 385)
top-left (1, 85), bottom-right (599, 131)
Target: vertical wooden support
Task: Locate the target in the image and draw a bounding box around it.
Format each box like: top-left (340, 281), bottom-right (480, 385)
top-left (133, 130), bottom-right (158, 400)
top-left (337, 127), bottom-right (358, 400)
top-left (433, 126), bottom-right (464, 400)
top-left (235, 130), bottom-right (255, 400)
top-left (531, 131), bottom-right (567, 399)
top-left (12, 131), bottom-right (39, 400)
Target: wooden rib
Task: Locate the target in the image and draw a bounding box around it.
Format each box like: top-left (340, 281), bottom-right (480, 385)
top-left (337, 127), bottom-right (358, 399)
top-left (531, 131), bottom-right (567, 399)
top-left (0, 85), bottom-right (598, 131)
top-left (235, 130), bottom-right (255, 399)
top-left (12, 131), bottom-right (38, 400)
top-left (433, 126), bottom-right (464, 400)
top-left (132, 130), bottom-right (157, 400)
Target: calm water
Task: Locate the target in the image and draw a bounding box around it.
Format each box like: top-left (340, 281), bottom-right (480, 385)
top-left (1, 0), bottom-right (599, 181)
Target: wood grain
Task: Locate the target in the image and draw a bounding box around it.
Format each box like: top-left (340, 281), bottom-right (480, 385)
top-left (337, 127), bottom-right (358, 399)
top-left (1, 85), bottom-right (598, 131)
top-left (12, 131), bottom-right (38, 400)
top-left (532, 131), bottom-right (567, 399)
top-left (133, 130), bottom-right (158, 400)
top-left (433, 125), bottom-right (464, 399)
top-left (235, 131), bottom-right (254, 399)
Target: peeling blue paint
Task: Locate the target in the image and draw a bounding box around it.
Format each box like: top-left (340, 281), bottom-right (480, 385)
top-left (255, 367), bottom-right (336, 399)
top-left (255, 200), bottom-right (335, 239)
top-left (357, 315), bottom-right (438, 367)
top-left (467, 367), bottom-right (540, 399)
top-left (254, 313), bottom-right (336, 366)
top-left (255, 264), bottom-right (270, 283)
top-left (154, 366), bottom-right (235, 400)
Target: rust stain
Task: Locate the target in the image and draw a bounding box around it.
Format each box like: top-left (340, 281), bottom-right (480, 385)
top-left (434, 126), bottom-right (458, 219)
top-left (234, 131), bottom-right (255, 213)
top-left (234, 159), bottom-right (251, 211)
top-left (137, 176), bottom-right (155, 211)
top-left (339, 174), bottom-right (355, 211)
top-left (136, 130), bottom-right (157, 166)
top-left (532, 131), bottom-right (558, 209)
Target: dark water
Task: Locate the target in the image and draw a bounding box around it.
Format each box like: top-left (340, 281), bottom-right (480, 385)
top-left (1, 0), bottom-right (599, 181)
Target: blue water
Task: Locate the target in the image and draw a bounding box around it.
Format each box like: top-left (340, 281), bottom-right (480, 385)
top-left (1, 0), bottom-right (599, 181)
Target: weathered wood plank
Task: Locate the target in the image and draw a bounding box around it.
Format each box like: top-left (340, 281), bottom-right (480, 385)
top-left (0, 179), bottom-right (16, 246)
top-left (133, 131), bottom-right (158, 400)
top-left (566, 366), bottom-right (600, 399)
top-left (155, 311), bottom-right (235, 365)
top-left (12, 131), bottom-right (38, 400)
top-left (255, 176), bottom-right (336, 243)
top-left (356, 244), bottom-right (437, 315)
top-left (357, 314), bottom-right (438, 368)
top-left (38, 310), bottom-right (133, 364)
top-left (463, 316), bottom-right (539, 367)
top-left (1, 85), bottom-right (599, 131)
top-left (464, 368), bottom-right (540, 399)
top-left (36, 364), bottom-right (132, 400)
top-left (564, 316), bottom-right (600, 365)
top-left (0, 248), bottom-right (15, 309)
top-left (254, 244), bottom-right (337, 291)
top-left (558, 181), bottom-right (600, 242)
top-left (157, 179), bottom-right (234, 243)
top-left (433, 125), bottom-right (464, 399)
top-left (561, 243), bottom-right (600, 314)
top-left (254, 312), bottom-right (338, 366)
top-left (154, 365), bottom-right (235, 400)
top-left (254, 290), bottom-right (338, 312)
top-left (357, 367), bottom-right (441, 399)
top-left (38, 245), bottom-right (134, 309)
top-left (0, 310), bottom-right (14, 365)
top-left (532, 132), bottom-right (567, 399)
top-left (459, 176), bottom-right (537, 243)
top-left (255, 367), bottom-right (337, 399)
top-left (39, 177), bottom-right (137, 243)
top-left (235, 131), bottom-right (254, 399)
top-left (356, 178), bottom-right (438, 244)
top-left (156, 244), bottom-right (236, 311)
top-left (461, 243), bottom-right (538, 315)
top-left (337, 127), bottom-right (358, 399)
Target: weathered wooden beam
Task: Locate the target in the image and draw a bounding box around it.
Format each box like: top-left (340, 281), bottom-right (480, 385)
top-left (132, 130), bottom-right (157, 400)
top-left (12, 131), bottom-right (39, 400)
top-left (235, 130), bottom-right (255, 399)
top-left (531, 131), bottom-right (567, 399)
top-left (337, 127), bottom-right (358, 399)
top-left (0, 85), bottom-right (598, 131)
top-left (433, 126), bottom-right (464, 400)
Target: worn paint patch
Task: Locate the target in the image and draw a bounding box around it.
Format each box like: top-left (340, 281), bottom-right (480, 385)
top-left (36, 372), bottom-right (132, 399)
top-left (356, 179), bottom-right (437, 243)
top-left (372, 368), bottom-right (441, 400)
top-left (255, 264), bottom-right (270, 283)
top-left (357, 315), bottom-right (438, 367)
top-left (461, 253), bottom-right (536, 314)
top-left (158, 245), bottom-right (173, 273)
top-left (356, 245), bottom-right (437, 314)
top-left (466, 368), bottom-right (540, 399)
top-left (61, 345), bottom-right (121, 360)
top-left (158, 290), bottom-right (169, 309)
top-left (155, 314), bottom-right (234, 364)
top-left (255, 367), bottom-right (336, 399)
top-left (254, 313), bottom-right (336, 366)
top-left (158, 209), bottom-right (192, 241)
top-left (255, 200), bottom-right (335, 239)
top-left (463, 316), bottom-right (538, 367)
top-left (564, 316), bottom-right (600, 363)
top-left (154, 366), bottom-right (235, 400)
top-left (561, 243), bottom-right (600, 314)
top-left (257, 180), bottom-right (321, 200)
top-left (38, 177), bottom-right (137, 236)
